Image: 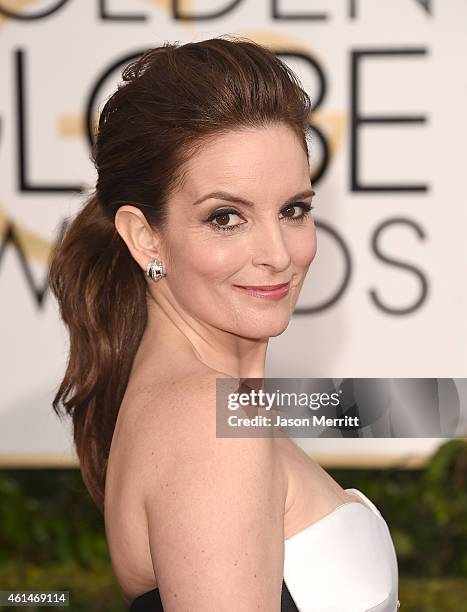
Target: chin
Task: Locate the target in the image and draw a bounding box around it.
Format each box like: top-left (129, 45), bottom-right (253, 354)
top-left (268, 320), bottom-right (290, 337)
top-left (237, 318), bottom-right (290, 340)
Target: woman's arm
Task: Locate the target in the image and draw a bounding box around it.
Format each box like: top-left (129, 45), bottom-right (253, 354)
top-left (143, 373), bottom-right (287, 611)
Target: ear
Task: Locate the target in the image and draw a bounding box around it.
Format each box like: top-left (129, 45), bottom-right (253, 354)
top-left (114, 205), bottom-right (162, 272)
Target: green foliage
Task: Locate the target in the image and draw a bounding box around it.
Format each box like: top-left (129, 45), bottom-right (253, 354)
top-left (329, 439), bottom-right (467, 578)
top-left (0, 469), bottom-right (108, 567)
top-left (399, 578), bottom-right (467, 611)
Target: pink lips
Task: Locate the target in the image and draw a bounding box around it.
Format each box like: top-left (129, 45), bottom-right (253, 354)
top-left (233, 282), bottom-right (290, 300)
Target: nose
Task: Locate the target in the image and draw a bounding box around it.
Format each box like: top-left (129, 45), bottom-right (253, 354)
top-left (251, 219), bottom-right (292, 271)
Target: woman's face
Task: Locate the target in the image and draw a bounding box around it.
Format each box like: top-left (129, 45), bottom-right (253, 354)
top-left (158, 123), bottom-right (317, 339)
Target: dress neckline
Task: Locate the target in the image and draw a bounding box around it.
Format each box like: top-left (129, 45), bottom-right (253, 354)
top-left (129, 488), bottom-right (381, 607)
top-left (284, 487), bottom-right (383, 541)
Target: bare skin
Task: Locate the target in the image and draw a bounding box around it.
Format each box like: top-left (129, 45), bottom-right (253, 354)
top-left (104, 124), bottom-right (370, 605)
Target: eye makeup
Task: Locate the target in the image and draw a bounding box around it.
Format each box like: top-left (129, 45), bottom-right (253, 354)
top-left (205, 202), bottom-right (315, 233)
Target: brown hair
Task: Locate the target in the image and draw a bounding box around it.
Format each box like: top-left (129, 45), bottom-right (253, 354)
top-left (47, 34), bottom-right (312, 513)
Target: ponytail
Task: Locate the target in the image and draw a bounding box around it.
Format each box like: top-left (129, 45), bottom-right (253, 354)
top-left (48, 193), bottom-right (147, 512)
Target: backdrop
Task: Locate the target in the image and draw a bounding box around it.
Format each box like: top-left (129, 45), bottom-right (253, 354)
top-left (1, 0), bottom-right (465, 467)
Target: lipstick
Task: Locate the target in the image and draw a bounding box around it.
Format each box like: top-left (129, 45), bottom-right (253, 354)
top-left (233, 282), bottom-right (290, 300)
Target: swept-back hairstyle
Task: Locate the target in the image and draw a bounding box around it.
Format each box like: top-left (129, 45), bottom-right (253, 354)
top-left (48, 34), bottom-right (312, 513)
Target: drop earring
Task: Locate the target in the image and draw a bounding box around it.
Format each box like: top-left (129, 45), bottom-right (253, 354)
top-left (145, 259), bottom-right (166, 282)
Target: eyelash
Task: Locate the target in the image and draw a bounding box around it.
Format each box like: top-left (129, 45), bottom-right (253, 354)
top-left (205, 203), bottom-right (315, 233)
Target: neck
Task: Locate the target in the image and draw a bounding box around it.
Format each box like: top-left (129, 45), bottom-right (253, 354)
top-left (140, 292), bottom-right (268, 380)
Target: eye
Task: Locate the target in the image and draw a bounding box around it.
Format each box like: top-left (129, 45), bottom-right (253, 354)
top-left (205, 202), bottom-right (315, 233)
top-left (279, 202), bottom-right (314, 223)
top-left (206, 208), bottom-right (245, 232)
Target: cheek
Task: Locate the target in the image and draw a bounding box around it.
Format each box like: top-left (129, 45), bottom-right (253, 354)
top-left (167, 234), bottom-right (247, 287)
top-left (288, 224), bottom-right (317, 269)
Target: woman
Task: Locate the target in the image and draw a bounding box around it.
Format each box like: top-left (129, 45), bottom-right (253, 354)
top-left (48, 36), bottom-right (400, 611)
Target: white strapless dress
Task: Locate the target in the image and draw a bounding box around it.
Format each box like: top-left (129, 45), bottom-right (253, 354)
top-left (283, 487), bottom-right (400, 611)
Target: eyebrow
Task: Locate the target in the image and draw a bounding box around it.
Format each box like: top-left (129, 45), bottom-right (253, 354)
top-left (192, 188), bottom-right (316, 207)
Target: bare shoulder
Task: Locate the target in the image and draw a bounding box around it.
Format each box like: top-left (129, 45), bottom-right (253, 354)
top-left (141, 368), bottom-right (288, 610)
top-left (140, 368), bottom-right (286, 496)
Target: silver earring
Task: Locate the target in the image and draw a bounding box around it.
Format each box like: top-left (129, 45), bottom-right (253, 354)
top-left (145, 259), bottom-right (166, 282)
